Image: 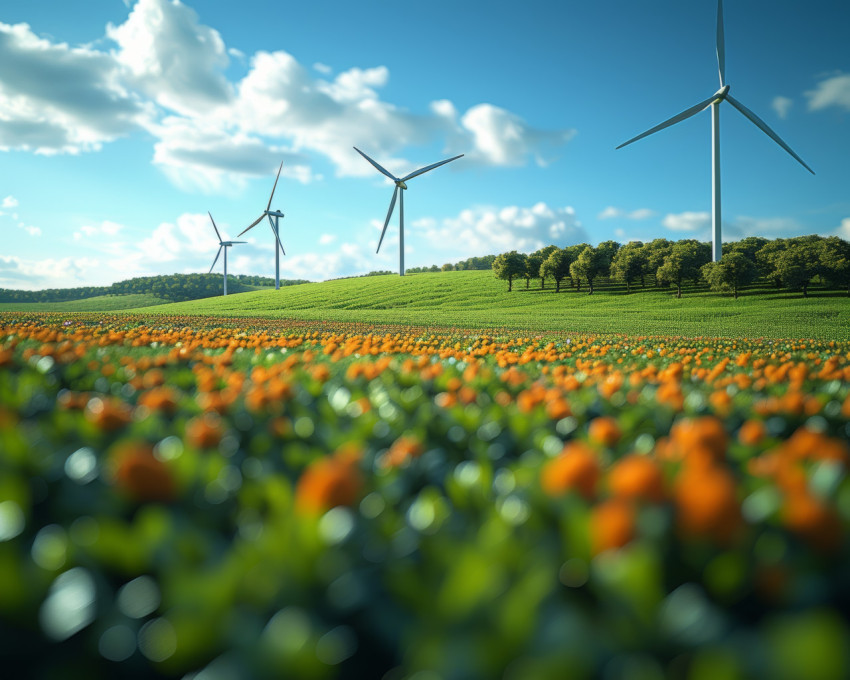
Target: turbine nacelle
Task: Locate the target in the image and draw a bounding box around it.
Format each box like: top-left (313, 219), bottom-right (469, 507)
top-left (712, 84), bottom-right (730, 104)
top-left (395, 180), bottom-right (408, 190)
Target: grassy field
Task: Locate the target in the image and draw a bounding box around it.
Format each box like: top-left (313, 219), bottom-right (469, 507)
top-left (110, 270), bottom-right (850, 340)
top-left (0, 293), bottom-right (169, 312)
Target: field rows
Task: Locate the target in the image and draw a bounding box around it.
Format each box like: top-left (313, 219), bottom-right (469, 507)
top-left (2, 314), bottom-right (850, 678)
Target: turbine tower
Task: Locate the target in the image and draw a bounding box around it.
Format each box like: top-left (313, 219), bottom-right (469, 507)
top-left (208, 212), bottom-right (246, 296)
top-left (354, 147), bottom-right (463, 276)
top-left (616, 0), bottom-right (814, 262)
top-left (238, 162), bottom-right (287, 289)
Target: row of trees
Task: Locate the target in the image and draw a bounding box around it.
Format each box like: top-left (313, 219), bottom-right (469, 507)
top-left (0, 273), bottom-right (309, 304)
top-left (492, 235), bottom-right (850, 298)
top-left (406, 254), bottom-right (497, 275)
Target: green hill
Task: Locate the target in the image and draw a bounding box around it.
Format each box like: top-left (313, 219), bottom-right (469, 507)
top-left (0, 293), bottom-right (170, 312)
top-left (123, 270), bottom-right (850, 340)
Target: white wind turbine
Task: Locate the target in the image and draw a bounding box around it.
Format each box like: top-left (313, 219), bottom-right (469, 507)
top-left (354, 147), bottom-right (463, 276)
top-left (616, 0), bottom-right (814, 262)
top-left (208, 212), bottom-right (246, 296)
top-left (238, 162), bottom-right (287, 289)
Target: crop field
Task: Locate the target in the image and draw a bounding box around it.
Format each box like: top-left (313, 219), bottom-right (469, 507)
top-left (2, 311), bottom-right (850, 678)
top-left (123, 271), bottom-right (850, 341)
top-left (0, 294), bottom-right (170, 313)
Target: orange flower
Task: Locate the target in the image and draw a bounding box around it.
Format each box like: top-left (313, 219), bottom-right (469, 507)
top-left (295, 453), bottom-right (363, 514)
top-left (673, 466), bottom-right (740, 542)
top-left (185, 413), bottom-right (225, 449)
top-left (382, 435), bottom-right (425, 468)
top-left (111, 441), bottom-right (175, 503)
top-left (546, 397), bottom-right (571, 420)
top-left (590, 500), bottom-right (635, 555)
top-left (608, 454), bottom-right (665, 503)
top-left (85, 397), bottom-right (133, 431)
top-left (670, 416), bottom-right (728, 461)
top-left (588, 416), bottom-right (622, 448)
top-left (137, 386), bottom-right (178, 414)
top-left (541, 442), bottom-right (600, 500)
top-left (738, 419), bottom-right (766, 446)
top-left (782, 492), bottom-right (842, 552)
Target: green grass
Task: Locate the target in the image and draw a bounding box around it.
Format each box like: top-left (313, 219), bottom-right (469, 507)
top-left (112, 270), bottom-right (850, 340)
top-left (0, 293), bottom-right (169, 312)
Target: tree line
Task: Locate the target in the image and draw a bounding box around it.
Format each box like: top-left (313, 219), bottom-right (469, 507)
top-left (406, 254), bottom-right (497, 274)
top-left (0, 273), bottom-right (309, 304)
top-left (491, 235), bottom-right (850, 298)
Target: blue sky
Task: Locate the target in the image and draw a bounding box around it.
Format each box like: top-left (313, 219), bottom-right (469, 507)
top-left (1, 0), bottom-right (848, 289)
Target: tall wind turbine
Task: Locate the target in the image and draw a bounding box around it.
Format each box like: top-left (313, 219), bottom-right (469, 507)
top-left (238, 162), bottom-right (287, 289)
top-left (616, 0), bottom-right (814, 262)
top-left (354, 147), bottom-right (463, 276)
top-left (208, 212), bottom-right (246, 296)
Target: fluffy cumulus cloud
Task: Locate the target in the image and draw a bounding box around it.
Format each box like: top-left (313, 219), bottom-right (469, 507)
top-left (661, 211), bottom-right (710, 232)
top-left (0, 255), bottom-right (100, 288)
top-left (806, 72), bottom-right (850, 112)
top-left (0, 21), bottom-right (148, 154)
top-left (0, 0), bottom-right (575, 189)
top-left (411, 203), bottom-right (588, 258)
top-left (771, 96), bottom-right (793, 119)
top-left (837, 218), bottom-right (850, 240)
top-left (598, 206), bottom-right (655, 221)
top-left (2, 195), bottom-right (18, 209)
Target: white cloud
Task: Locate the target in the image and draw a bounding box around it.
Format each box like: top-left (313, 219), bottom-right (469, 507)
top-left (73, 220), bottom-right (125, 240)
top-left (313, 62), bottom-right (331, 75)
top-left (598, 206), bottom-right (655, 220)
top-left (2, 195), bottom-right (18, 208)
top-left (19, 224), bottom-right (41, 236)
top-left (730, 215), bottom-right (804, 239)
top-left (837, 218), bottom-right (850, 240)
top-left (0, 254), bottom-right (100, 288)
top-left (662, 211), bottom-right (710, 232)
top-left (772, 96), bottom-right (793, 119)
top-left (106, 0), bottom-right (232, 116)
top-left (806, 72), bottom-right (850, 112)
top-left (318, 234), bottom-right (336, 245)
top-left (0, 21), bottom-right (149, 154)
top-left (412, 202), bottom-right (588, 257)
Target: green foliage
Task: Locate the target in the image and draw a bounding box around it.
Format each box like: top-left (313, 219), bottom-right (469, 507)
top-left (540, 249), bottom-right (572, 292)
top-left (702, 251), bottom-right (757, 299)
top-left (493, 251), bottom-right (527, 292)
top-left (610, 241), bottom-right (647, 292)
top-left (569, 246), bottom-right (604, 294)
top-left (0, 273), bottom-right (306, 305)
top-left (657, 240), bottom-right (710, 298)
top-left (820, 236), bottom-right (850, 294)
top-left (774, 237), bottom-right (824, 298)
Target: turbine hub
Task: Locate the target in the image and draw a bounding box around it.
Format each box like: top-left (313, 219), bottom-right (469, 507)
top-left (713, 84), bottom-right (730, 103)
top-left (395, 180), bottom-right (408, 190)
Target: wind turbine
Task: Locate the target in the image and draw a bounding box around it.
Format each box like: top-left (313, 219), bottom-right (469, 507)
top-left (616, 0), bottom-right (814, 262)
top-left (354, 147), bottom-right (463, 276)
top-left (208, 212), bottom-right (246, 296)
top-left (238, 162), bottom-right (287, 289)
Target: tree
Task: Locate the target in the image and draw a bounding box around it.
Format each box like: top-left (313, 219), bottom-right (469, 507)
top-left (441, 263), bottom-right (454, 272)
top-left (644, 238), bottom-right (674, 286)
top-left (727, 236), bottom-right (769, 263)
top-left (656, 241), bottom-right (704, 298)
top-left (595, 240), bottom-right (622, 278)
top-left (564, 243), bottom-right (591, 288)
top-left (610, 241), bottom-right (647, 293)
top-left (756, 239), bottom-right (789, 288)
top-left (541, 248), bottom-right (572, 292)
top-left (524, 252), bottom-right (544, 289)
top-left (533, 245), bottom-right (558, 288)
top-left (774, 238), bottom-right (823, 298)
top-left (569, 246), bottom-right (604, 294)
top-left (701, 251), bottom-right (757, 299)
top-left (493, 251), bottom-right (527, 292)
top-left (820, 236), bottom-right (850, 295)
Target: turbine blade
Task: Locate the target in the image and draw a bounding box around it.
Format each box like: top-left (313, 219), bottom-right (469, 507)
top-left (376, 186), bottom-right (398, 253)
top-left (208, 211), bottom-right (223, 243)
top-left (716, 0), bottom-right (726, 86)
top-left (238, 214), bottom-right (265, 236)
top-left (267, 161), bottom-right (283, 212)
top-left (401, 153), bottom-right (465, 182)
top-left (726, 94), bottom-right (815, 174)
top-left (209, 246), bottom-right (222, 274)
top-left (268, 218), bottom-right (286, 256)
top-left (353, 146), bottom-right (397, 181)
top-left (231, 241), bottom-right (248, 244)
top-left (616, 94), bottom-right (717, 149)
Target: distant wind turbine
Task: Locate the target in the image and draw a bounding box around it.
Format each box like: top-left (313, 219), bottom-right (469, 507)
top-left (354, 147), bottom-right (463, 276)
top-left (616, 0), bottom-right (814, 262)
top-left (208, 212), bottom-right (245, 296)
top-left (238, 162), bottom-right (287, 289)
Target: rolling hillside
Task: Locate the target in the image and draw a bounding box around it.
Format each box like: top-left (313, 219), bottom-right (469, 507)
top-left (0, 293), bottom-right (170, 312)
top-left (119, 270), bottom-right (850, 340)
